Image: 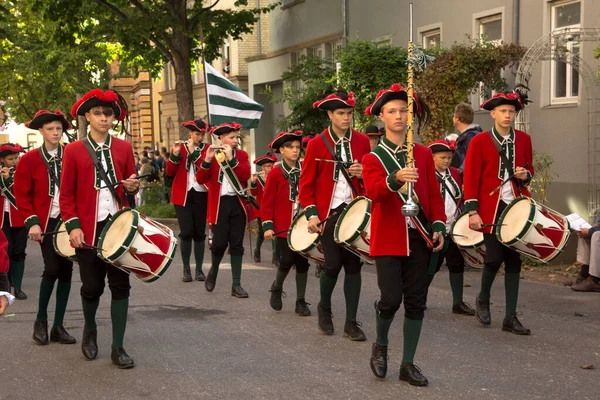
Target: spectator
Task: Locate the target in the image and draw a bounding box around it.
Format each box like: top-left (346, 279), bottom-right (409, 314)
top-left (138, 157), bottom-right (155, 205)
top-left (134, 152), bottom-right (141, 174)
top-left (450, 103), bottom-right (482, 177)
top-left (571, 213), bottom-right (600, 292)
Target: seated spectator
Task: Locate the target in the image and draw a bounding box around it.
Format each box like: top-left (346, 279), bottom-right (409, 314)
top-left (571, 214), bottom-right (600, 292)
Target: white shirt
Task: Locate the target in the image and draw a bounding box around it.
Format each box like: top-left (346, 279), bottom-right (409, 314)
top-left (3, 194), bottom-right (9, 213)
top-left (47, 148), bottom-right (61, 218)
top-left (220, 168), bottom-right (237, 197)
top-left (440, 172), bottom-right (458, 232)
top-left (331, 140), bottom-right (352, 209)
top-left (187, 161), bottom-right (206, 192)
top-left (96, 141), bottom-right (118, 222)
top-left (496, 135), bottom-right (516, 204)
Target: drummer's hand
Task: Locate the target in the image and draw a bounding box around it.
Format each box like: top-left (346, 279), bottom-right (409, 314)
top-left (28, 224), bottom-right (43, 243)
top-left (469, 213), bottom-right (483, 231)
top-left (431, 231), bottom-right (444, 252)
top-left (264, 230), bottom-right (275, 241)
top-left (307, 217), bottom-right (321, 234)
top-left (69, 228), bottom-right (84, 248)
top-left (171, 142), bottom-right (180, 156)
top-left (0, 295), bottom-right (8, 315)
top-left (348, 161), bottom-right (362, 178)
top-left (122, 174), bottom-right (140, 192)
top-left (222, 144), bottom-right (233, 161)
top-left (515, 166), bottom-right (528, 180)
top-left (395, 167), bottom-right (418, 183)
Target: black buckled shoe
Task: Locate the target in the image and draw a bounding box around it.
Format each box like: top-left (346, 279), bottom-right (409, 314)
top-left (369, 343), bottom-right (388, 378)
top-left (182, 265), bottom-right (192, 282)
top-left (344, 320), bottom-right (366, 341)
top-left (253, 250), bottom-right (261, 263)
top-left (295, 299), bottom-right (311, 316)
top-left (194, 268), bottom-right (206, 282)
top-left (33, 320), bottom-right (49, 345)
top-left (231, 286), bottom-right (249, 298)
top-left (50, 325), bottom-right (77, 344)
top-left (81, 329), bottom-right (98, 360)
top-left (502, 314), bottom-right (531, 335)
top-left (269, 281), bottom-right (285, 311)
top-left (475, 294), bottom-right (491, 325)
top-left (317, 304), bottom-right (334, 335)
top-left (14, 288), bottom-right (27, 300)
top-left (111, 347), bottom-right (135, 369)
top-left (399, 363), bottom-right (428, 386)
top-left (205, 271), bottom-right (217, 292)
top-left (452, 301), bottom-right (476, 316)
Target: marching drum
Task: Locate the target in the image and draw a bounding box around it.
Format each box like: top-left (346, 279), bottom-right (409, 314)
top-left (288, 210), bottom-right (325, 264)
top-left (97, 209), bottom-right (178, 282)
top-left (53, 219), bottom-right (77, 262)
top-left (451, 212), bottom-right (486, 268)
top-left (334, 196), bottom-right (374, 264)
top-left (496, 196), bottom-right (570, 263)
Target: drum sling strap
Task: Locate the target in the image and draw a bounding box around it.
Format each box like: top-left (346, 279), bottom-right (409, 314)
top-left (319, 132), bottom-right (359, 197)
top-left (217, 153), bottom-right (260, 210)
top-left (38, 147), bottom-right (61, 191)
top-left (82, 137), bottom-right (123, 208)
top-left (489, 130), bottom-right (522, 196)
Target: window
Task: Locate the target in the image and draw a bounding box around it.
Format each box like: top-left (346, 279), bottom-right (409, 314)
top-left (306, 45), bottom-right (323, 59)
top-left (478, 13), bottom-right (502, 43)
top-left (551, 0), bottom-right (581, 103)
top-left (421, 29), bottom-right (441, 49)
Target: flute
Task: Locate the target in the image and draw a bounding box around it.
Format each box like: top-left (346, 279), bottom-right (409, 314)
top-left (315, 158), bottom-right (354, 168)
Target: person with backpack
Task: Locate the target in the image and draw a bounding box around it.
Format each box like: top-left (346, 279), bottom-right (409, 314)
top-left (450, 103), bottom-right (482, 177)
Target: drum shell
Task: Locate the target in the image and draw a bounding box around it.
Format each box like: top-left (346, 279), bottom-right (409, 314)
top-left (333, 196), bottom-right (374, 264)
top-left (53, 219), bottom-right (77, 262)
top-left (288, 210), bottom-right (325, 264)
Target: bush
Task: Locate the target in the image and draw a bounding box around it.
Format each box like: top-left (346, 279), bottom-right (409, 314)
top-left (136, 203), bottom-right (176, 218)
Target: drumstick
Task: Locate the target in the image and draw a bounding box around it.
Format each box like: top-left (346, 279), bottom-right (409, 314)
top-left (271, 211), bottom-right (339, 236)
top-left (488, 162), bottom-right (529, 196)
top-left (82, 243), bottom-right (106, 252)
top-left (40, 230), bottom-right (66, 236)
top-left (104, 173), bottom-right (152, 188)
top-left (316, 158), bottom-right (353, 167)
top-left (480, 224), bottom-right (506, 227)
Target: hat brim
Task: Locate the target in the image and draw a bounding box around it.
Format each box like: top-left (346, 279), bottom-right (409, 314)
top-left (76, 97), bottom-right (123, 119)
top-left (481, 98), bottom-right (522, 111)
top-left (182, 120), bottom-right (207, 132)
top-left (27, 114), bottom-right (71, 131)
top-left (270, 134), bottom-right (302, 153)
top-left (212, 126), bottom-right (240, 136)
top-left (429, 144), bottom-right (454, 153)
top-left (316, 98), bottom-right (355, 111)
top-left (368, 92), bottom-right (409, 116)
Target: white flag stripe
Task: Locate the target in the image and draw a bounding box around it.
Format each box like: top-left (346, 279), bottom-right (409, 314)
top-left (209, 104), bottom-right (263, 120)
top-left (207, 81), bottom-right (262, 107)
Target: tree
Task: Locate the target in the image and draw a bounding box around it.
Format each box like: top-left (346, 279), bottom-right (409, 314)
top-left (37, 0), bottom-right (277, 139)
top-left (0, 0), bottom-right (110, 123)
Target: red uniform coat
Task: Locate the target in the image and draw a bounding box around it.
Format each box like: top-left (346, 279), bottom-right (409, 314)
top-left (260, 163), bottom-right (299, 238)
top-left (195, 149), bottom-right (251, 225)
top-left (249, 175), bottom-right (266, 205)
top-left (0, 230), bottom-right (8, 273)
top-left (463, 129), bottom-right (533, 234)
top-left (298, 128), bottom-right (370, 221)
top-left (14, 146), bottom-right (63, 231)
top-left (0, 174), bottom-right (24, 228)
top-left (362, 140), bottom-right (446, 257)
top-left (59, 135), bottom-right (137, 243)
top-left (165, 143), bottom-right (206, 207)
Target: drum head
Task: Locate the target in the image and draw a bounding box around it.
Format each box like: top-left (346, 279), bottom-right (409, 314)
top-left (336, 197), bottom-right (369, 243)
top-left (54, 221), bottom-right (76, 259)
top-left (289, 213), bottom-right (319, 252)
top-left (452, 213), bottom-right (483, 247)
top-left (100, 210), bottom-right (136, 259)
top-left (498, 197), bottom-right (531, 243)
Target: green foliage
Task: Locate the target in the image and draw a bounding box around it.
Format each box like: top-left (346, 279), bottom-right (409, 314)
top-left (419, 39), bottom-right (526, 143)
top-left (136, 203), bottom-right (176, 219)
top-left (595, 45), bottom-right (600, 80)
top-left (530, 151), bottom-right (558, 205)
top-left (0, 0), bottom-right (111, 122)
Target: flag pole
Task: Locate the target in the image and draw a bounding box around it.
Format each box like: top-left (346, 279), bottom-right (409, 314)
top-left (199, 23), bottom-right (214, 145)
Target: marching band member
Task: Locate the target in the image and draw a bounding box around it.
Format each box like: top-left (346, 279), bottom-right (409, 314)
top-left (365, 125), bottom-right (384, 151)
top-left (0, 230), bottom-right (14, 315)
top-left (362, 83), bottom-right (445, 386)
top-left (196, 122), bottom-right (251, 298)
top-left (61, 89), bottom-right (140, 368)
top-left (166, 119), bottom-right (209, 282)
top-left (15, 110), bottom-right (76, 345)
top-left (426, 139), bottom-right (475, 316)
top-left (298, 89), bottom-right (370, 341)
top-left (463, 90), bottom-right (534, 335)
top-left (250, 153), bottom-right (277, 264)
top-left (262, 131), bottom-right (311, 316)
top-left (0, 143), bottom-right (28, 300)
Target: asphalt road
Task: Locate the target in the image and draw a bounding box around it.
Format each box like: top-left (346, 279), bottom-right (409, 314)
top-left (1, 220), bottom-right (598, 400)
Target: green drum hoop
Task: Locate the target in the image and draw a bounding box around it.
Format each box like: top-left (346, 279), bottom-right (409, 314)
top-left (334, 196), bottom-right (371, 246)
top-left (288, 210), bottom-right (320, 254)
top-left (97, 208), bottom-right (139, 263)
top-left (495, 196), bottom-right (535, 245)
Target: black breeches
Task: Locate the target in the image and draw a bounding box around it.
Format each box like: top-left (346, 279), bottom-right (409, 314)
top-left (210, 196), bottom-right (246, 257)
top-left (40, 218), bottom-right (73, 283)
top-left (277, 237), bottom-right (309, 273)
top-left (320, 203), bottom-right (362, 277)
top-left (174, 190), bottom-right (208, 242)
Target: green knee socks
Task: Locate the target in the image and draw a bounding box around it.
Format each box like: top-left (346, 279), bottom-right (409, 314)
top-left (111, 298), bottom-right (129, 349)
top-left (479, 266), bottom-right (498, 301)
top-left (193, 240), bottom-right (205, 270)
top-left (54, 281), bottom-right (71, 328)
top-left (82, 298), bottom-right (100, 332)
top-left (36, 278), bottom-right (55, 321)
top-left (375, 314), bottom-right (394, 347)
top-left (449, 272), bottom-right (464, 305)
top-left (505, 272), bottom-right (520, 318)
top-left (274, 267), bottom-right (290, 289)
top-left (344, 273), bottom-right (361, 321)
top-left (231, 255), bottom-right (243, 287)
top-left (180, 238), bottom-right (192, 268)
top-left (319, 272), bottom-right (338, 308)
top-left (295, 272), bottom-right (308, 301)
top-left (11, 260), bottom-right (25, 290)
top-left (402, 318), bottom-right (423, 365)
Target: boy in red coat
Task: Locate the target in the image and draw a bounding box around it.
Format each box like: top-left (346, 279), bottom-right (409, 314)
top-left (166, 119), bottom-right (209, 282)
top-left (250, 153), bottom-right (277, 264)
top-left (61, 89), bottom-right (140, 368)
top-left (196, 123), bottom-right (251, 298)
top-left (463, 90), bottom-right (534, 335)
top-left (426, 140), bottom-right (474, 316)
top-left (0, 143), bottom-right (27, 300)
top-left (15, 110), bottom-right (76, 345)
top-left (299, 89), bottom-right (371, 341)
top-left (362, 84), bottom-right (445, 386)
top-left (262, 131), bottom-right (311, 316)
